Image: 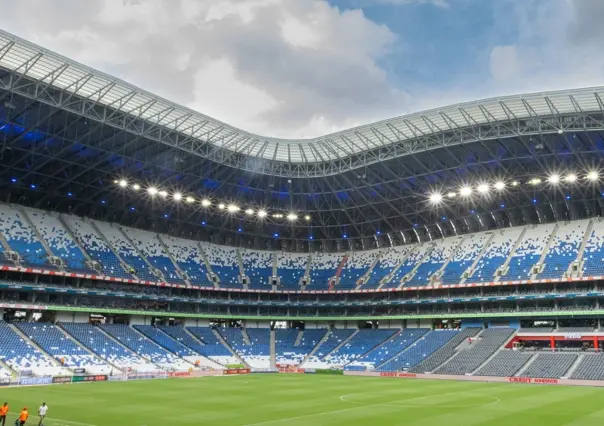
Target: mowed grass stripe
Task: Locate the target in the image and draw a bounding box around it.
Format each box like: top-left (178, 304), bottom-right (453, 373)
top-left (1, 376), bottom-right (604, 425)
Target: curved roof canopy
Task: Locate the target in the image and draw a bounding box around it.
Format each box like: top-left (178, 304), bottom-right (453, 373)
top-left (2, 29), bottom-right (604, 169)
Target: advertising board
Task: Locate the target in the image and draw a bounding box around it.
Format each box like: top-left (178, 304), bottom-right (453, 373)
top-left (19, 376), bottom-right (52, 386)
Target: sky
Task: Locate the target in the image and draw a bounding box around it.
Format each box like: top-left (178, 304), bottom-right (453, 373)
top-left (0, 0), bottom-right (602, 139)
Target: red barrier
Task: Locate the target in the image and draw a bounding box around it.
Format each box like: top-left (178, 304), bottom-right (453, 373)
top-left (224, 369), bottom-right (251, 375)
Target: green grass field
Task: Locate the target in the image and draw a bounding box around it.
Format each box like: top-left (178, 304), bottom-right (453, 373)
top-left (2, 375), bottom-right (604, 425)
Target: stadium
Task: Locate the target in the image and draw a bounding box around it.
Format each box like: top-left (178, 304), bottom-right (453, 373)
top-left (1, 24), bottom-right (604, 425)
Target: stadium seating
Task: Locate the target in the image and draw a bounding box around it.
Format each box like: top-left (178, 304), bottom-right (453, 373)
top-left (25, 209), bottom-right (91, 272)
top-left (307, 253), bottom-right (341, 290)
top-left (93, 221), bottom-right (158, 282)
top-left (363, 246), bottom-right (413, 289)
top-left (520, 353), bottom-right (577, 378)
top-left (302, 329), bottom-right (356, 367)
top-left (500, 224), bottom-right (556, 281)
top-left (133, 325), bottom-right (197, 357)
top-left (339, 250), bottom-right (378, 289)
top-left (582, 220), bottom-right (604, 277)
top-left (241, 249), bottom-right (273, 290)
top-left (348, 328), bottom-right (429, 370)
top-left (440, 233), bottom-right (490, 284)
top-left (62, 216), bottom-right (132, 279)
top-left (59, 322), bottom-right (157, 370)
top-left (218, 327), bottom-right (270, 368)
top-left (407, 328), bottom-right (481, 373)
top-left (122, 227), bottom-right (185, 284)
top-left (378, 329), bottom-right (461, 371)
top-left (161, 235), bottom-right (210, 286)
top-left (186, 327), bottom-right (240, 365)
top-left (475, 350), bottom-right (532, 376)
top-left (100, 324), bottom-right (190, 369)
top-left (433, 328), bottom-right (515, 375)
top-left (381, 245), bottom-right (430, 289)
top-left (202, 243), bottom-right (241, 288)
top-left (322, 329), bottom-right (398, 367)
top-left (0, 321), bottom-right (58, 373)
top-left (277, 252), bottom-right (308, 290)
top-left (405, 237), bottom-right (463, 286)
top-left (538, 220), bottom-right (588, 279)
top-left (571, 355), bottom-right (604, 380)
top-left (16, 322), bottom-right (106, 368)
top-left (470, 227), bottom-right (524, 283)
top-left (275, 329), bottom-right (326, 365)
top-left (0, 204), bottom-right (50, 267)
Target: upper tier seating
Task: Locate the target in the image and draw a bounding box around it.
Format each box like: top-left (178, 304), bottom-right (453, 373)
top-left (0, 321), bottom-right (56, 372)
top-left (378, 329), bottom-right (462, 371)
top-left (322, 329), bottom-right (398, 367)
top-left (277, 252), bottom-right (308, 290)
top-left (500, 224), bottom-right (556, 281)
top-left (433, 328), bottom-right (515, 375)
top-left (93, 221), bottom-right (157, 282)
top-left (408, 328), bottom-right (481, 373)
top-left (538, 220), bottom-right (588, 279)
top-left (202, 243), bottom-right (241, 289)
top-left (62, 216), bottom-right (132, 279)
top-left (122, 227), bottom-right (185, 284)
top-left (470, 228), bottom-right (524, 283)
top-left (60, 323), bottom-right (155, 369)
top-left (0, 204), bottom-right (49, 267)
top-left (16, 322), bottom-right (105, 368)
top-left (582, 220), bottom-right (604, 277)
top-left (241, 249), bottom-right (273, 290)
top-left (475, 350), bottom-right (532, 376)
top-left (348, 328), bottom-right (429, 370)
top-left (339, 251), bottom-right (379, 290)
top-left (440, 232), bottom-right (490, 284)
top-left (405, 237), bottom-right (463, 286)
top-left (520, 353), bottom-right (577, 378)
top-left (363, 246), bottom-right (413, 289)
top-left (307, 253), bottom-right (342, 290)
top-left (186, 327), bottom-right (239, 365)
top-left (133, 325), bottom-right (197, 357)
top-left (382, 244), bottom-right (429, 289)
top-left (302, 329), bottom-right (356, 367)
top-left (25, 209), bottom-right (91, 272)
top-left (100, 324), bottom-right (189, 368)
top-left (161, 236), bottom-right (210, 286)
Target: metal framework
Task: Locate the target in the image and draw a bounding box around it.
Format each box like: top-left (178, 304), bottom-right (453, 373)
top-left (0, 30), bottom-right (604, 248)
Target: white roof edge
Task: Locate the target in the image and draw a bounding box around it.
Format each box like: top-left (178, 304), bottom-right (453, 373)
top-left (0, 29), bottom-right (603, 163)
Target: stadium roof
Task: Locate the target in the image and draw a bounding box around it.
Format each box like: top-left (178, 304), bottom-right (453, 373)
top-left (2, 29), bottom-right (604, 170)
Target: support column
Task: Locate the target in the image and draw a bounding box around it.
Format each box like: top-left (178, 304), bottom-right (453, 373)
top-left (550, 336), bottom-right (555, 350)
top-left (594, 337), bottom-right (599, 351)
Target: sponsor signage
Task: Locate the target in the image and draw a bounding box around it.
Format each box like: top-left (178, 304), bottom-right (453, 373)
top-left (378, 372), bottom-right (417, 378)
top-left (72, 375), bottom-right (108, 383)
top-left (74, 368), bottom-right (86, 374)
top-left (52, 376), bottom-right (72, 384)
top-left (168, 371), bottom-right (191, 378)
top-left (564, 334), bottom-right (582, 340)
top-left (20, 376), bottom-right (52, 386)
top-left (224, 369), bottom-right (251, 375)
top-left (508, 377), bottom-right (559, 384)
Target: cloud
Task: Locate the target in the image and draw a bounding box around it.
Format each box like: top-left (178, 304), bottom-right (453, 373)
top-left (0, 0), bottom-right (407, 139)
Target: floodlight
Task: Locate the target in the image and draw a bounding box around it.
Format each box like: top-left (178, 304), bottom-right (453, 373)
top-left (548, 174), bottom-right (560, 184)
top-left (245, 209), bottom-right (254, 215)
top-left (273, 213), bottom-right (283, 219)
top-left (429, 193), bottom-right (443, 204)
top-left (173, 192), bottom-right (182, 201)
top-left (201, 199), bottom-right (211, 207)
top-left (132, 184), bottom-right (141, 191)
top-left (459, 186), bottom-right (472, 196)
top-left (587, 171), bottom-right (599, 181)
top-left (147, 187), bottom-right (158, 196)
top-left (511, 181), bottom-right (519, 187)
top-left (494, 181), bottom-right (505, 190)
top-left (287, 213), bottom-right (298, 221)
top-left (477, 184), bottom-right (489, 194)
top-left (304, 215), bottom-right (311, 221)
top-left (447, 192), bottom-right (457, 198)
top-left (227, 204), bottom-right (239, 213)
top-left (218, 203), bottom-right (226, 210)
top-left (529, 178), bottom-right (541, 185)
top-left (257, 210), bottom-right (267, 218)
top-left (565, 173), bottom-right (577, 183)
top-left (185, 196), bottom-right (195, 204)
top-left (158, 190), bottom-right (168, 198)
top-left (118, 179), bottom-right (128, 188)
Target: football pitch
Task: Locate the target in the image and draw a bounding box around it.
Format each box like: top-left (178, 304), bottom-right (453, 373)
top-left (2, 375), bottom-right (604, 426)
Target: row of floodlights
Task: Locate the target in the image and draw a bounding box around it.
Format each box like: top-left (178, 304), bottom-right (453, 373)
top-left (429, 171), bottom-right (600, 204)
top-left (114, 179), bottom-right (311, 222)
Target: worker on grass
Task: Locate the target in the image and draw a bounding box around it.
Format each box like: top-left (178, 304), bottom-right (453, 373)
top-left (0, 402), bottom-right (8, 426)
top-left (14, 407), bottom-right (28, 426)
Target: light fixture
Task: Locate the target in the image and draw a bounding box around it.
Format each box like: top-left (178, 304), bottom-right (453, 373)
top-left (429, 192), bottom-right (443, 204)
top-left (477, 183), bottom-right (489, 194)
top-left (227, 204), bottom-right (240, 213)
top-left (447, 192), bottom-right (457, 198)
top-left (257, 210), bottom-right (267, 218)
top-left (304, 215), bottom-right (311, 221)
top-left (565, 173), bottom-right (577, 183)
top-left (132, 184), bottom-right (141, 191)
top-left (587, 171), bottom-right (599, 182)
top-left (185, 196), bottom-right (195, 204)
top-left (173, 192), bottom-right (182, 201)
top-left (459, 186), bottom-right (472, 196)
top-left (273, 213), bottom-right (283, 219)
top-left (494, 181), bottom-right (505, 190)
top-left (511, 181), bottom-right (519, 187)
top-left (245, 209), bottom-right (254, 215)
top-left (201, 199), bottom-right (211, 207)
top-left (158, 190), bottom-right (168, 198)
top-left (147, 187), bottom-right (158, 196)
top-left (287, 213), bottom-right (298, 221)
top-left (548, 174), bottom-right (560, 184)
top-left (118, 179), bottom-right (128, 188)
top-left (218, 203), bottom-right (226, 210)
top-left (529, 178), bottom-right (542, 185)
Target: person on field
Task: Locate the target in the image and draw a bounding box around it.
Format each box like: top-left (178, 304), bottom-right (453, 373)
top-left (0, 402), bottom-right (8, 426)
top-left (15, 407), bottom-right (28, 426)
top-left (37, 403), bottom-right (47, 426)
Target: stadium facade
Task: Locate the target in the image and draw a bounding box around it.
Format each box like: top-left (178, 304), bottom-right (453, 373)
top-left (0, 30), bottom-right (604, 381)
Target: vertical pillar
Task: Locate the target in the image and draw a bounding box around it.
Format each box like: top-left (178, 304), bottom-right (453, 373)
top-left (550, 336), bottom-right (555, 350)
top-left (594, 337), bottom-right (599, 351)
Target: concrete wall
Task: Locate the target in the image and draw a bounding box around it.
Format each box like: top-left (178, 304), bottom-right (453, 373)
top-left (184, 318), bottom-right (210, 327)
top-left (55, 312), bottom-right (89, 323)
top-left (129, 316), bottom-right (150, 325)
